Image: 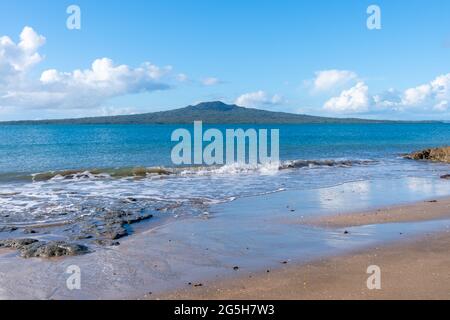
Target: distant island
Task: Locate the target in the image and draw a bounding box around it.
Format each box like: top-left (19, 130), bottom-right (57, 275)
top-left (0, 101), bottom-right (440, 125)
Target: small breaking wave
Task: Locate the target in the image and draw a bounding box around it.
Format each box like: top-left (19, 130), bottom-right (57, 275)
top-left (279, 159), bottom-right (376, 169)
top-left (0, 159), bottom-right (378, 183)
top-left (31, 167), bottom-right (172, 182)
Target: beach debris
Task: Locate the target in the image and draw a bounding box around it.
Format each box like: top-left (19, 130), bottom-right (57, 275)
top-left (188, 282), bottom-right (203, 287)
top-left (344, 230), bottom-right (350, 234)
top-left (426, 200), bottom-right (438, 203)
top-left (233, 266), bottom-right (239, 270)
top-left (441, 174), bottom-right (450, 180)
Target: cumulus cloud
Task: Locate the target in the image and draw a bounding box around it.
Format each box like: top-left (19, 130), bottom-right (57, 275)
top-left (0, 26), bottom-right (45, 86)
top-left (374, 73), bottom-right (450, 112)
top-left (36, 58), bottom-right (171, 107)
top-left (434, 100), bottom-right (448, 111)
top-left (323, 82), bottom-right (369, 113)
top-left (311, 69), bottom-right (357, 92)
top-left (235, 90), bottom-right (284, 108)
top-left (320, 72), bottom-right (450, 115)
top-left (402, 84), bottom-right (432, 106)
top-left (0, 27), bottom-right (175, 112)
top-left (372, 88), bottom-right (403, 108)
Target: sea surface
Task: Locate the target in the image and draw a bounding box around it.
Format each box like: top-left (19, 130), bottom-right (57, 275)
top-left (0, 123), bottom-right (450, 240)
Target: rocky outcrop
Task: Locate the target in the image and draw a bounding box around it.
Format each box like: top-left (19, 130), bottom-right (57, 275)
top-left (404, 146), bottom-right (450, 163)
top-left (20, 241), bottom-right (89, 258)
top-left (0, 239), bottom-right (88, 258)
top-left (76, 210), bottom-right (153, 242)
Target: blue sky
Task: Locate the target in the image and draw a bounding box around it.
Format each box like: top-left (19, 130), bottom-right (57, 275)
top-left (0, 0), bottom-right (450, 120)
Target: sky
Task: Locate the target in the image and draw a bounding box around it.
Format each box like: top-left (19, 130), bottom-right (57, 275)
top-left (0, 0), bottom-right (450, 120)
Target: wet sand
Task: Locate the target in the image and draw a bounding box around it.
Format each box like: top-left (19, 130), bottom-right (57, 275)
top-left (0, 178), bottom-right (449, 299)
top-left (303, 196), bottom-right (450, 228)
top-left (156, 197), bottom-right (450, 300)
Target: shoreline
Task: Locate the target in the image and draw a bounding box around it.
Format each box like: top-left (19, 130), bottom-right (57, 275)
top-left (155, 230), bottom-right (450, 300)
top-left (0, 178), bottom-right (449, 299)
top-left (301, 195), bottom-right (450, 228)
top-left (153, 195), bottom-right (450, 300)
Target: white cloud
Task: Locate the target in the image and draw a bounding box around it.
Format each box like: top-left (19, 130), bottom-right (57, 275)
top-left (99, 106), bottom-right (138, 116)
top-left (202, 77), bottom-right (221, 86)
top-left (0, 27), bottom-right (177, 112)
top-left (434, 100), bottom-right (448, 111)
top-left (402, 84), bottom-right (432, 106)
top-left (374, 73), bottom-right (450, 112)
top-left (373, 88), bottom-right (402, 108)
top-left (319, 72), bottom-right (450, 115)
top-left (312, 69), bottom-right (357, 92)
top-left (235, 90), bottom-right (284, 108)
top-left (0, 26), bottom-right (45, 86)
top-left (40, 58), bottom-right (171, 96)
top-left (323, 82), bottom-right (369, 113)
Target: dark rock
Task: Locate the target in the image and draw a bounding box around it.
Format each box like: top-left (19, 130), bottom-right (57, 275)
top-left (23, 228), bottom-right (38, 234)
top-left (0, 238), bottom-right (39, 249)
top-left (0, 226), bottom-right (18, 233)
top-left (125, 213), bottom-right (153, 224)
top-left (404, 147), bottom-right (450, 163)
top-left (441, 174), bottom-right (450, 180)
top-left (20, 241), bottom-right (89, 258)
top-left (73, 234), bottom-right (92, 240)
top-left (233, 266), bottom-right (239, 270)
top-left (94, 239), bottom-right (120, 246)
top-left (0, 238), bottom-right (88, 258)
top-left (101, 225), bottom-right (128, 240)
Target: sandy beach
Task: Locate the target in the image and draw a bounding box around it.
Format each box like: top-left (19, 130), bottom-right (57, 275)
top-left (156, 196), bottom-right (450, 300)
top-left (0, 178), bottom-right (449, 299)
top-left (304, 196), bottom-right (450, 228)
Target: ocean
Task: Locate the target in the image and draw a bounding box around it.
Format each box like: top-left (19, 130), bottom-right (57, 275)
top-left (0, 123), bottom-right (449, 240)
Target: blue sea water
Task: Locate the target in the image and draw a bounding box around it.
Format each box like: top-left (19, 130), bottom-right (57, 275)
top-left (0, 123), bottom-right (449, 174)
top-left (0, 123), bottom-right (449, 228)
